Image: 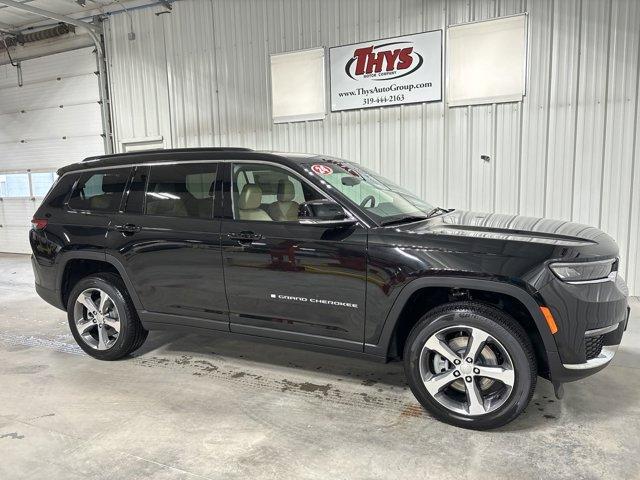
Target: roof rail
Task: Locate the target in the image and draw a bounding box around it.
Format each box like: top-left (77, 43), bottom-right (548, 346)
top-left (82, 147), bottom-right (254, 162)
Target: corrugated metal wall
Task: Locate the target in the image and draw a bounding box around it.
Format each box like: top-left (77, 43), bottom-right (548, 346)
top-left (104, 0), bottom-right (640, 295)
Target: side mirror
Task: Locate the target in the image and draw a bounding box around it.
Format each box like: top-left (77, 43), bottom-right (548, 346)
top-left (298, 199), bottom-right (357, 226)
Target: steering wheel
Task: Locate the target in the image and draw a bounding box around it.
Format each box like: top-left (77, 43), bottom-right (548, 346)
top-left (360, 195), bottom-right (376, 208)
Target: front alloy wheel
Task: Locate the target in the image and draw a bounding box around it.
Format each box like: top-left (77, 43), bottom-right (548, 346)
top-left (420, 326), bottom-right (515, 416)
top-left (404, 302), bottom-right (536, 430)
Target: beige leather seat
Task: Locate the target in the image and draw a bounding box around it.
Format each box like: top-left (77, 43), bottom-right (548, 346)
top-left (89, 194), bottom-right (111, 210)
top-left (146, 183), bottom-right (189, 217)
top-left (268, 179), bottom-right (299, 221)
top-left (238, 184), bottom-right (271, 221)
top-left (146, 196), bottom-right (188, 217)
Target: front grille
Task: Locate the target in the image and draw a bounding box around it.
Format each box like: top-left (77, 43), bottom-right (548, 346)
top-left (585, 335), bottom-right (605, 360)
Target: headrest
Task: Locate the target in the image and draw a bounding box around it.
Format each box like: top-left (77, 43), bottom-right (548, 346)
top-left (90, 195), bottom-right (111, 210)
top-left (155, 182), bottom-right (187, 194)
top-left (101, 181), bottom-right (123, 193)
top-left (238, 184), bottom-right (263, 210)
top-left (277, 179), bottom-right (295, 202)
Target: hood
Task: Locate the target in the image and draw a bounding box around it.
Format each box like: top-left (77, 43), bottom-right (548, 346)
top-left (384, 210), bottom-right (619, 260)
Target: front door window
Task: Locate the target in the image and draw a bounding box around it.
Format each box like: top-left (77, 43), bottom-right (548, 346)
top-left (232, 163), bottom-right (323, 222)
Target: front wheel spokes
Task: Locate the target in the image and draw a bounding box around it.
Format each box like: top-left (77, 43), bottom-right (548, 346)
top-left (419, 322), bottom-right (516, 417)
top-left (424, 335), bottom-right (460, 364)
top-left (466, 380), bottom-right (487, 415)
top-left (464, 327), bottom-right (491, 362)
top-left (475, 365), bottom-right (515, 387)
top-left (423, 370), bottom-right (458, 396)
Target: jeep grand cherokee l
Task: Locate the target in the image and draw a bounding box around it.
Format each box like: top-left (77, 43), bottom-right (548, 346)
top-left (30, 148), bottom-right (630, 429)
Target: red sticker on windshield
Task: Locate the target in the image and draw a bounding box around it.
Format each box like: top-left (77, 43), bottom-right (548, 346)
top-left (311, 164), bottom-right (333, 175)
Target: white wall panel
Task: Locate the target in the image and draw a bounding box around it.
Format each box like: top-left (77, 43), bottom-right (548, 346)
top-left (0, 47), bottom-right (103, 170)
top-left (0, 199), bottom-right (35, 254)
top-left (0, 47), bottom-right (103, 254)
top-left (105, 5), bottom-right (170, 147)
top-left (519, 0), bottom-right (552, 218)
top-left (0, 47), bottom-right (96, 88)
top-left (600, 0), bottom-right (640, 295)
top-left (0, 75), bottom-right (99, 114)
top-left (572, 0), bottom-right (610, 228)
top-left (0, 103), bottom-right (102, 143)
top-left (105, 0), bottom-right (640, 294)
top-left (545, 0), bottom-right (581, 221)
top-left (0, 137), bottom-right (104, 172)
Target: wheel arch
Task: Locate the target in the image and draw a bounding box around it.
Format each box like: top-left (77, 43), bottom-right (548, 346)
top-left (57, 251), bottom-right (143, 310)
top-left (365, 277), bottom-right (558, 376)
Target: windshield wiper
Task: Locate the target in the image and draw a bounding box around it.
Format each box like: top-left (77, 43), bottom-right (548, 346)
top-left (426, 207), bottom-right (454, 218)
top-left (381, 215), bottom-right (429, 226)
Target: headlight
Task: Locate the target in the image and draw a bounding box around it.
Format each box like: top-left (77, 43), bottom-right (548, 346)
top-left (549, 259), bottom-right (618, 283)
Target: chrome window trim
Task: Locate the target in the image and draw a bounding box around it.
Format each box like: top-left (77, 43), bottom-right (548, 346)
top-left (58, 159), bottom-right (370, 227)
top-left (64, 166), bottom-right (133, 215)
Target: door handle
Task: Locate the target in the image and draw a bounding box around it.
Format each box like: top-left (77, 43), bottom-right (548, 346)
top-left (115, 223), bottom-right (142, 235)
top-left (227, 231), bottom-right (263, 243)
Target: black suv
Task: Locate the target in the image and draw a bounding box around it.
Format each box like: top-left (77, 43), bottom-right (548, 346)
top-left (30, 148), bottom-right (630, 429)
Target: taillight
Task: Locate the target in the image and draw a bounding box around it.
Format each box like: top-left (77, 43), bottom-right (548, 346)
top-left (31, 218), bottom-right (48, 230)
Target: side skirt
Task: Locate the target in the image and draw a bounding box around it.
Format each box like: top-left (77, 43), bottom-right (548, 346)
top-left (140, 311), bottom-right (388, 364)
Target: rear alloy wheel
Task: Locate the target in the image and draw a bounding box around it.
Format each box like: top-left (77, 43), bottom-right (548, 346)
top-left (67, 273), bottom-right (148, 360)
top-left (404, 302), bottom-right (536, 430)
top-left (73, 288), bottom-right (121, 351)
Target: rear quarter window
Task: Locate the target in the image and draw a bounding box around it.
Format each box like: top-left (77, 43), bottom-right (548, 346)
top-left (68, 168), bottom-right (130, 212)
top-left (43, 174), bottom-right (78, 208)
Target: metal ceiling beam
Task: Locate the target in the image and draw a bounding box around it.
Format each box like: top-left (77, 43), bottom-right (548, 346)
top-left (0, 0), bottom-right (113, 154)
top-left (0, 0), bottom-right (102, 35)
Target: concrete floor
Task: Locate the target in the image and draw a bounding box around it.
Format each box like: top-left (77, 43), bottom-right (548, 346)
top-left (0, 253), bottom-right (639, 479)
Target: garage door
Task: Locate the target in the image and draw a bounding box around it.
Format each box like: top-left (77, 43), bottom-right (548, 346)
top-left (0, 47), bottom-right (104, 254)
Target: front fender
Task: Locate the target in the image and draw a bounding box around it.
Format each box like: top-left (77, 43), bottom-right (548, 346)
top-left (363, 276), bottom-right (558, 358)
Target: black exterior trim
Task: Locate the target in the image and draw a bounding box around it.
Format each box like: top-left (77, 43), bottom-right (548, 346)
top-left (142, 320), bottom-right (387, 363)
top-left (140, 311), bottom-right (229, 332)
top-left (365, 276), bottom-right (559, 356)
top-left (230, 323), bottom-right (364, 352)
top-left (55, 251), bottom-right (145, 311)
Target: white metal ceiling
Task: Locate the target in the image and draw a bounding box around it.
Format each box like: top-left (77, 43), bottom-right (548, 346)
top-left (0, 0), bottom-right (147, 31)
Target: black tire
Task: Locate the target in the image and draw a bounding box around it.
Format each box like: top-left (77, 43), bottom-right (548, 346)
top-left (67, 272), bottom-right (148, 360)
top-left (403, 301), bottom-right (536, 430)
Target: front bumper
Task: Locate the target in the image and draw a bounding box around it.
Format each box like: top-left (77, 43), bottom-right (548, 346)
top-left (546, 306), bottom-right (629, 383)
top-left (563, 344), bottom-right (618, 370)
top-left (537, 271), bottom-right (629, 383)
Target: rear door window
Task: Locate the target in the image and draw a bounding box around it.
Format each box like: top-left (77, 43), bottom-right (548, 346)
top-left (144, 163), bottom-right (218, 219)
top-left (67, 168), bottom-right (130, 212)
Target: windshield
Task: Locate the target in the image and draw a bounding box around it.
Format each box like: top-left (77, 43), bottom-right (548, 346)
top-left (302, 158), bottom-right (434, 225)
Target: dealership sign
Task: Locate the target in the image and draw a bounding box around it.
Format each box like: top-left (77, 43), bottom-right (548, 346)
top-left (329, 31), bottom-right (442, 111)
